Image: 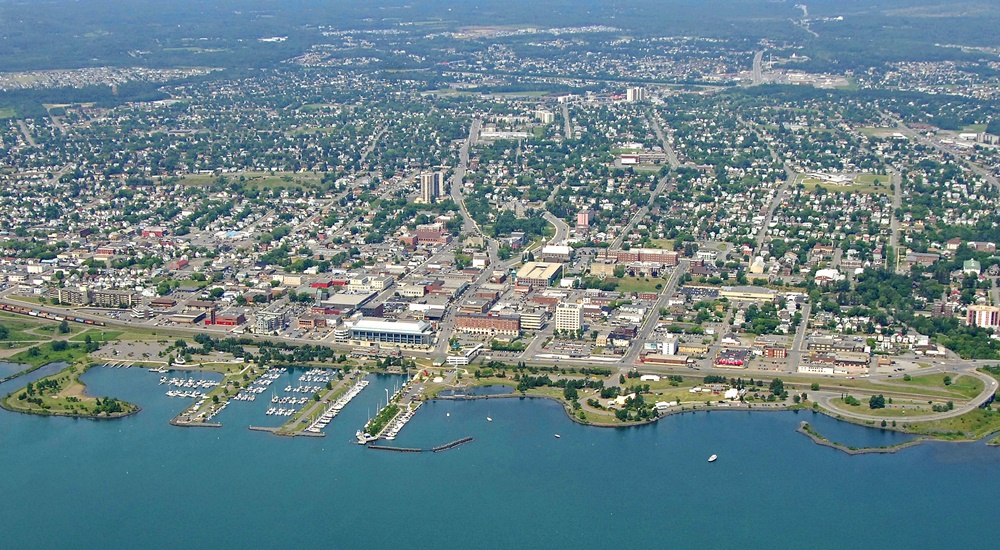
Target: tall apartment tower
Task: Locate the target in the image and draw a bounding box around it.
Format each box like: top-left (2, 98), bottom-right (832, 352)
top-left (626, 87), bottom-right (646, 102)
top-left (420, 172), bottom-right (442, 204)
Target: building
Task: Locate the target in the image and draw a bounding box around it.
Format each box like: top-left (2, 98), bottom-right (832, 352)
top-left (967, 305), bottom-right (1000, 330)
top-left (516, 262), bottom-right (564, 287)
top-left (541, 245), bottom-right (572, 263)
top-left (89, 289), bottom-right (136, 308)
top-left (212, 312), bottom-right (246, 326)
top-left (535, 110), bottom-right (555, 124)
top-left (626, 87), bottom-right (646, 102)
top-left (255, 311), bottom-right (286, 333)
top-left (554, 302), bottom-right (584, 332)
top-left (455, 313), bottom-right (520, 336)
top-left (51, 287), bottom-right (89, 306)
top-left (350, 318), bottom-right (433, 347)
top-left (520, 310), bottom-right (546, 331)
top-left (596, 248), bottom-right (679, 266)
top-left (576, 210), bottom-right (593, 228)
top-left (142, 226), bottom-right (167, 238)
top-left (419, 172), bottom-right (442, 204)
top-left (412, 223), bottom-right (451, 244)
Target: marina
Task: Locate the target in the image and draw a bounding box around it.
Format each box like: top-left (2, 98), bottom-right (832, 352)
top-left (303, 378), bottom-right (371, 434)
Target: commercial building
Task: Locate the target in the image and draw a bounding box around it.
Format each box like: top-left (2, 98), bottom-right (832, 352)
top-left (554, 302), bottom-right (584, 332)
top-left (455, 313), bottom-right (520, 336)
top-left (349, 318), bottom-right (434, 347)
top-left (596, 248), bottom-right (679, 266)
top-left (519, 310), bottom-right (546, 331)
top-left (255, 311), bottom-right (286, 333)
top-left (516, 262), bottom-right (563, 287)
top-left (541, 245), bottom-right (573, 263)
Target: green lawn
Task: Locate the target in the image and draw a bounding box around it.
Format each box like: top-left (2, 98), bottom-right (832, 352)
top-left (901, 373), bottom-right (984, 399)
top-left (8, 341), bottom-right (90, 368)
top-left (0, 107), bottom-right (16, 119)
top-left (69, 329), bottom-right (124, 342)
top-left (614, 276), bottom-right (664, 293)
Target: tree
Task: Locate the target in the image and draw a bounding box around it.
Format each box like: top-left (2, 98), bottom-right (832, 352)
top-left (0, 323), bottom-right (8, 340)
top-left (869, 394), bottom-right (886, 409)
top-left (769, 378), bottom-right (784, 396)
top-left (51, 340), bottom-right (68, 352)
top-left (563, 386), bottom-right (579, 401)
top-left (58, 320), bottom-right (70, 334)
top-left (619, 374), bottom-right (626, 385)
top-left (810, 382), bottom-right (820, 391)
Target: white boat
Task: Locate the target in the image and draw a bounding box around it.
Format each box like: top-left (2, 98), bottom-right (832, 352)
top-left (487, 416), bottom-right (493, 422)
top-left (708, 454), bottom-right (718, 462)
top-left (554, 434), bottom-right (561, 438)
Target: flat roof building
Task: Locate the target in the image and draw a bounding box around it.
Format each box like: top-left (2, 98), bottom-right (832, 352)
top-left (350, 318), bottom-right (433, 348)
top-left (516, 262), bottom-right (563, 287)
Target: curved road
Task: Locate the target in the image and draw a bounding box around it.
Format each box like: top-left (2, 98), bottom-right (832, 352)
top-left (813, 368), bottom-right (998, 422)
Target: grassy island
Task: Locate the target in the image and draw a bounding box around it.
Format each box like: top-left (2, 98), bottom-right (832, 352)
top-left (1, 362), bottom-right (138, 419)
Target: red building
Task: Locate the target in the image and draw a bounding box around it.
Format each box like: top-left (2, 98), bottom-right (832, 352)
top-left (455, 313), bottom-right (520, 336)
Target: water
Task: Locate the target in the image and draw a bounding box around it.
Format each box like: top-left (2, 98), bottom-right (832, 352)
top-left (0, 361), bottom-right (30, 380)
top-left (1, 366), bottom-right (998, 548)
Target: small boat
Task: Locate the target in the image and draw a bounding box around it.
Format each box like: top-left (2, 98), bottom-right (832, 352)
top-left (446, 412), bottom-right (450, 417)
top-left (487, 416), bottom-right (493, 422)
top-left (554, 434), bottom-right (561, 438)
top-left (708, 454), bottom-right (718, 462)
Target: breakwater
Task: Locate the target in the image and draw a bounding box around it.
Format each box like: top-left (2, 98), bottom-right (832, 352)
top-left (365, 437), bottom-right (474, 454)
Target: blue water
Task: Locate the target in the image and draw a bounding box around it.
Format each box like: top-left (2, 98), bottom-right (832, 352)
top-left (1, 366), bottom-right (998, 548)
top-left (0, 360), bottom-right (30, 380)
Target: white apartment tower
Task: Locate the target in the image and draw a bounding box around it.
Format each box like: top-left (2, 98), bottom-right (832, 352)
top-left (420, 172), bottom-right (442, 204)
top-left (626, 87), bottom-right (646, 102)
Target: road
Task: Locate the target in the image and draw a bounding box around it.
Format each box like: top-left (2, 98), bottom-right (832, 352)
top-left (751, 51), bottom-right (764, 86)
top-left (358, 124), bottom-right (387, 167)
top-left (888, 169), bottom-right (903, 271)
top-left (610, 112), bottom-right (679, 249)
top-left (813, 367), bottom-right (997, 422)
top-left (544, 212), bottom-right (570, 244)
top-left (623, 260), bottom-right (689, 365)
top-left (885, 113), bottom-right (1000, 192)
top-left (561, 103), bottom-right (573, 139)
top-left (753, 166), bottom-right (796, 256)
top-left (17, 120), bottom-right (37, 147)
top-left (786, 303), bottom-right (811, 372)
top-left (647, 111), bottom-right (681, 169)
top-left (450, 118), bottom-right (483, 235)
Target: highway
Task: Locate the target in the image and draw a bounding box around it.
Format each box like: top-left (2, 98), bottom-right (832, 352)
top-left (544, 212), bottom-right (570, 244)
top-left (751, 51), bottom-right (764, 86)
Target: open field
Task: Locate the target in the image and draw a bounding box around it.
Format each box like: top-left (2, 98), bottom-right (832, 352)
top-left (613, 276), bottom-right (665, 293)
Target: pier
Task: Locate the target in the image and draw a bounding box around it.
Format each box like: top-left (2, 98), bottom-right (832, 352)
top-left (275, 372), bottom-right (370, 436)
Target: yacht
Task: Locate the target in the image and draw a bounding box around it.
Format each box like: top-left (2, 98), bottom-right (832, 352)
top-left (708, 454), bottom-right (718, 463)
